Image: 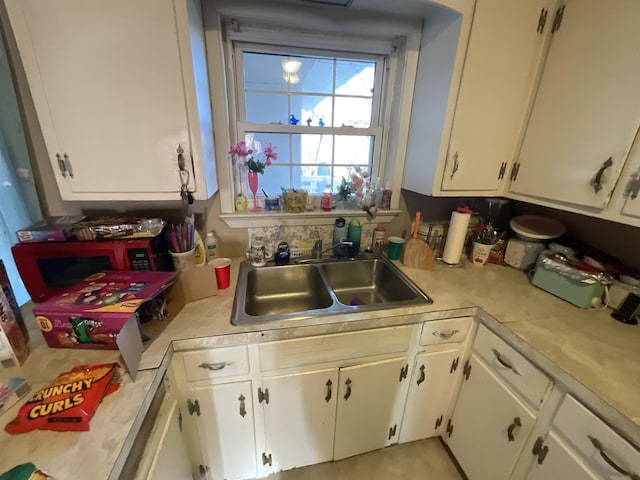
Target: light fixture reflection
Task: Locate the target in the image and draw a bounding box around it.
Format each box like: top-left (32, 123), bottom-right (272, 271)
top-left (283, 73), bottom-right (300, 84)
top-left (282, 58), bottom-right (302, 74)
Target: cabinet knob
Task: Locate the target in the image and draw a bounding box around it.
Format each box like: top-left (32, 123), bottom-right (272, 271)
top-left (343, 378), bottom-right (352, 400)
top-left (416, 365), bottom-right (426, 386)
top-left (325, 379), bottom-right (333, 403)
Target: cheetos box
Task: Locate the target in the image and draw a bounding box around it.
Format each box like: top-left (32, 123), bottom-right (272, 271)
top-left (32, 271), bottom-right (176, 378)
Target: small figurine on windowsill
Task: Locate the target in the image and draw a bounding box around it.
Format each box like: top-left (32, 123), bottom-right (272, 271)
top-left (318, 118), bottom-right (325, 127)
top-left (289, 115), bottom-right (299, 125)
top-left (306, 117), bottom-right (312, 126)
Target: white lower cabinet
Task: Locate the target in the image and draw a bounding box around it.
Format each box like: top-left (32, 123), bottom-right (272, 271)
top-left (334, 357), bottom-right (409, 460)
top-left (445, 354), bottom-right (536, 480)
top-left (524, 431), bottom-right (598, 480)
top-left (260, 368), bottom-right (339, 471)
top-left (399, 349), bottom-right (463, 442)
top-left (190, 381), bottom-right (257, 480)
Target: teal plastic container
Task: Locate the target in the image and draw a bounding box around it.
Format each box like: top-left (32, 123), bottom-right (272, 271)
top-left (531, 266), bottom-right (605, 309)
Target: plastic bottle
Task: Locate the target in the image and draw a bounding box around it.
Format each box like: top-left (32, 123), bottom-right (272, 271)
top-left (347, 218), bottom-right (362, 257)
top-left (321, 184), bottom-right (333, 212)
top-left (332, 217), bottom-right (348, 257)
top-left (234, 193), bottom-right (247, 211)
top-left (193, 230), bottom-right (206, 266)
top-left (205, 231), bottom-right (218, 262)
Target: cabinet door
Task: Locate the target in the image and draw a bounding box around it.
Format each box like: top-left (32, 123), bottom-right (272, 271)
top-left (446, 354), bottom-right (536, 480)
top-left (261, 368), bottom-right (339, 472)
top-left (525, 431), bottom-right (599, 480)
top-left (441, 0), bottom-right (552, 193)
top-left (510, 0), bottom-right (640, 210)
top-left (5, 0), bottom-right (195, 198)
top-left (191, 381), bottom-right (257, 480)
top-left (334, 357), bottom-right (408, 460)
top-left (399, 349), bottom-right (462, 443)
top-left (141, 398), bottom-right (193, 480)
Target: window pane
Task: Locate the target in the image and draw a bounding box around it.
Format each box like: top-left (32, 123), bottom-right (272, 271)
top-left (291, 95), bottom-right (333, 127)
top-left (244, 53), bottom-right (288, 91)
top-left (334, 135), bottom-right (374, 165)
top-left (245, 93), bottom-right (288, 124)
top-left (288, 56), bottom-right (333, 94)
top-left (336, 59), bottom-right (376, 97)
top-left (293, 165), bottom-right (329, 194)
top-left (334, 97), bottom-right (372, 127)
top-left (260, 166), bottom-right (290, 196)
top-left (244, 132), bottom-right (291, 164)
top-left (292, 134), bottom-right (333, 165)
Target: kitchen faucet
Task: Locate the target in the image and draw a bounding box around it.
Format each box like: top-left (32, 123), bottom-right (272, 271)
top-left (311, 239), bottom-right (353, 259)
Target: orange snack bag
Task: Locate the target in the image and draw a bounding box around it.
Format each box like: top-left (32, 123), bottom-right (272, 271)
top-left (5, 363), bottom-right (120, 434)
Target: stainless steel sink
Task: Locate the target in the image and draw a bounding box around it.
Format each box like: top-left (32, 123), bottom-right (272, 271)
top-left (244, 264), bottom-right (333, 316)
top-left (321, 259), bottom-right (419, 306)
top-left (232, 257), bottom-right (432, 325)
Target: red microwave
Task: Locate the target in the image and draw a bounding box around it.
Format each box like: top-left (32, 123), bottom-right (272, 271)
top-left (11, 236), bottom-right (172, 303)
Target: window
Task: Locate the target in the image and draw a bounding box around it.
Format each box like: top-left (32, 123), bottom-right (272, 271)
top-left (231, 42), bottom-right (387, 198)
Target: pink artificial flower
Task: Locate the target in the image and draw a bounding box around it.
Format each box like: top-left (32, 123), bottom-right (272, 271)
top-left (263, 143), bottom-right (278, 164)
top-left (16, 168), bottom-right (30, 179)
top-left (229, 141), bottom-right (252, 157)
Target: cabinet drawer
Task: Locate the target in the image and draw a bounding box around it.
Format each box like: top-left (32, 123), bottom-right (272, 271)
top-left (473, 324), bottom-right (551, 409)
top-left (182, 346), bottom-right (249, 382)
top-left (259, 326), bottom-right (413, 371)
top-left (553, 395), bottom-right (640, 477)
top-left (419, 317), bottom-right (472, 346)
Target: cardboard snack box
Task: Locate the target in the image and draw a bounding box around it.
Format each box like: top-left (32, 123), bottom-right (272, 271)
top-left (33, 271), bottom-right (176, 378)
top-left (16, 215), bottom-right (87, 243)
top-left (0, 261), bottom-right (30, 368)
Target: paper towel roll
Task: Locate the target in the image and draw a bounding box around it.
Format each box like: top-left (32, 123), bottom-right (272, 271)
top-left (442, 210), bottom-right (471, 264)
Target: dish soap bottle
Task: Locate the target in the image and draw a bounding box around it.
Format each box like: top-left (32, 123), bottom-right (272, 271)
top-left (235, 193), bottom-right (247, 211)
top-left (205, 231), bottom-right (218, 262)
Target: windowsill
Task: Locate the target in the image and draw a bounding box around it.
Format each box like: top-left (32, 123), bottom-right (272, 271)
top-left (220, 209), bottom-right (401, 228)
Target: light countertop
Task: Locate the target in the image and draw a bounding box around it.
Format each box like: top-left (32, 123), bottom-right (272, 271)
top-left (1, 257), bottom-right (639, 478)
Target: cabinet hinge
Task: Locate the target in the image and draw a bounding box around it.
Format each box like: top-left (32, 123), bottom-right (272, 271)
top-left (258, 387), bottom-right (270, 404)
top-left (450, 357), bottom-right (460, 374)
top-left (388, 424), bottom-right (397, 440)
top-left (399, 364), bottom-right (409, 382)
top-left (551, 5), bottom-right (565, 33)
top-left (435, 415), bottom-right (443, 430)
top-left (187, 398), bottom-right (200, 416)
top-left (509, 162), bottom-right (521, 181)
top-left (624, 172), bottom-right (640, 199)
top-left (262, 452), bottom-right (273, 466)
top-left (462, 360), bottom-right (472, 381)
top-left (498, 162), bottom-right (507, 180)
top-left (445, 419), bottom-right (454, 438)
top-left (198, 464), bottom-right (209, 477)
top-left (178, 408), bottom-right (183, 432)
top-left (532, 436), bottom-right (549, 464)
top-left (537, 8), bottom-right (548, 33)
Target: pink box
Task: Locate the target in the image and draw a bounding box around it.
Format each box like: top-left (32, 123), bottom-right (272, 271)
top-left (33, 271), bottom-right (176, 378)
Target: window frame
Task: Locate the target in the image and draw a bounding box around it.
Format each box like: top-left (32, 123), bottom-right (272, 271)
top-left (230, 41), bottom-right (388, 193)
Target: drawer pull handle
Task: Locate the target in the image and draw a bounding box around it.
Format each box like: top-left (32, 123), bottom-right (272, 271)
top-left (325, 379), bottom-right (332, 403)
top-left (417, 365), bottom-right (426, 386)
top-left (507, 416), bottom-right (522, 442)
top-left (492, 348), bottom-right (521, 375)
top-left (434, 329), bottom-right (459, 339)
top-left (198, 362), bottom-right (231, 371)
top-left (344, 378), bottom-right (352, 400)
top-left (588, 435), bottom-right (638, 478)
top-left (238, 394), bottom-right (246, 418)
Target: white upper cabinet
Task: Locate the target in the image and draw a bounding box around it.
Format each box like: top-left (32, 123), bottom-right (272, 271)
top-left (440, 0), bottom-right (554, 193)
top-left (4, 0), bottom-right (217, 201)
top-left (403, 0), bottom-right (551, 196)
top-left (509, 0), bottom-right (640, 211)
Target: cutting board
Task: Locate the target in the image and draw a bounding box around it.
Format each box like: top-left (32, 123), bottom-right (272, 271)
top-left (402, 211), bottom-right (435, 270)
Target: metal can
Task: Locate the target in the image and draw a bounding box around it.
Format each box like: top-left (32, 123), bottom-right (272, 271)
top-left (372, 226), bottom-right (386, 255)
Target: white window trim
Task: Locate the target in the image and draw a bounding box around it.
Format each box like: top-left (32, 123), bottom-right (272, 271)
top-left (203, 3), bottom-right (422, 226)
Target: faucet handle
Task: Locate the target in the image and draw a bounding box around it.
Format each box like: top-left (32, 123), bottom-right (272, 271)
top-left (313, 239), bottom-right (323, 250)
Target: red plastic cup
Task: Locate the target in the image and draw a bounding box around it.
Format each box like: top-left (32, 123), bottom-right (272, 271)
top-left (211, 258), bottom-right (232, 289)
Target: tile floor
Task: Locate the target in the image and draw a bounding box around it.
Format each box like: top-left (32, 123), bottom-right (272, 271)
top-left (261, 438), bottom-right (464, 480)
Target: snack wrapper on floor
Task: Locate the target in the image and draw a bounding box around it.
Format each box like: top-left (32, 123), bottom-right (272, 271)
top-left (0, 462), bottom-right (53, 479)
top-left (4, 363), bottom-right (120, 434)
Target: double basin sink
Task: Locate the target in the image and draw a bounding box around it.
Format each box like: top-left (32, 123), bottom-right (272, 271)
top-left (231, 257), bottom-right (433, 325)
